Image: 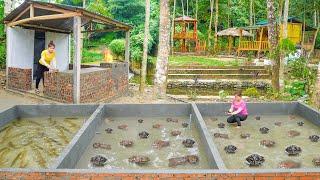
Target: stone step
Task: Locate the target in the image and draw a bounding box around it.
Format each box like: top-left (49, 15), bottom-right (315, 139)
top-left (169, 65), bottom-right (266, 70)
top-left (168, 69), bottom-right (268, 74)
top-left (168, 73), bottom-right (271, 80)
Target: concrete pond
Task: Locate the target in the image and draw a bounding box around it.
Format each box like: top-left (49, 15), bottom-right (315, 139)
top-left (0, 102), bottom-right (319, 176)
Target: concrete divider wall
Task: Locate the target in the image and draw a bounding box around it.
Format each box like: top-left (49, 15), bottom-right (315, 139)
top-left (297, 102), bottom-right (320, 126)
top-left (0, 106), bottom-right (18, 128)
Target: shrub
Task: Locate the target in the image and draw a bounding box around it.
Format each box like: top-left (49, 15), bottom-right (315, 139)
top-left (218, 90), bottom-right (229, 100)
top-left (243, 87), bottom-right (259, 97)
top-left (108, 39), bottom-right (125, 60)
top-left (82, 49), bottom-right (103, 63)
top-left (285, 80), bottom-right (306, 97)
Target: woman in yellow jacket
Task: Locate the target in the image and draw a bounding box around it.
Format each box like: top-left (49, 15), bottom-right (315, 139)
top-left (35, 41), bottom-right (57, 94)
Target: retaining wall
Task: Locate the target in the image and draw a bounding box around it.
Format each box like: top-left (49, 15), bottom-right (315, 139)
top-left (7, 67), bottom-right (32, 91)
top-left (0, 102), bottom-right (320, 179)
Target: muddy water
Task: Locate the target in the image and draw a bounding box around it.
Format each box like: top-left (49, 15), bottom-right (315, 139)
top-left (76, 116), bottom-right (210, 169)
top-left (204, 115), bottom-right (320, 169)
top-left (0, 117), bottom-right (85, 168)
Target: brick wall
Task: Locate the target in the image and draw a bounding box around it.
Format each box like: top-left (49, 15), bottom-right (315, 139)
top-left (0, 171), bottom-right (319, 179)
top-left (7, 67), bottom-right (32, 91)
top-left (44, 62), bottom-right (128, 103)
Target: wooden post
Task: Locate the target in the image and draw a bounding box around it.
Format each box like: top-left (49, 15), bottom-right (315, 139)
top-left (30, 4), bottom-right (34, 18)
top-left (258, 27), bottom-right (264, 58)
top-left (125, 31), bottom-right (130, 78)
top-left (237, 29), bottom-right (243, 57)
top-left (228, 36), bottom-right (232, 55)
top-left (73, 16), bottom-right (81, 104)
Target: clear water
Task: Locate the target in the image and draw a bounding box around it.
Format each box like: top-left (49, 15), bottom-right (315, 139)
top-left (76, 116), bottom-right (210, 169)
top-left (204, 115), bottom-right (320, 169)
top-left (0, 116), bottom-right (85, 168)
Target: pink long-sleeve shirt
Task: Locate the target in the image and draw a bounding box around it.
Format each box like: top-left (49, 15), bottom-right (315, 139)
top-left (231, 99), bottom-right (248, 116)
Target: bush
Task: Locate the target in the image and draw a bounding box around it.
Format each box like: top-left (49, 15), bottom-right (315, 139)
top-left (285, 80), bottom-right (306, 97)
top-left (243, 87), bottom-right (260, 97)
top-left (218, 90), bottom-right (229, 99)
top-left (108, 39), bottom-right (125, 60)
top-left (82, 49), bottom-right (103, 63)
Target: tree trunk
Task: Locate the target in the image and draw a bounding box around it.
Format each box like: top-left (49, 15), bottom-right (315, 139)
top-left (267, 0), bottom-right (280, 91)
top-left (171, 0), bottom-right (176, 55)
top-left (250, 0), bottom-right (253, 27)
top-left (196, 0), bottom-right (198, 20)
top-left (154, 0), bottom-right (170, 98)
top-left (208, 0), bottom-right (214, 48)
top-left (186, 0), bottom-right (189, 17)
top-left (283, 0), bottom-right (289, 38)
top-left (278, 0), bottom-right (283, 24)
top-left (314, 61), bottom-right (320, 109)
top-left (181, 0), bottom-right (185, 16)
top-left (227, 0), bottom-right (230, 28)
top-left (213, 0), bottom-right (218, 53)
top-left (140, 0), bottom-right (151, 92)
top-left (308, 25), bottom-right (319, 58)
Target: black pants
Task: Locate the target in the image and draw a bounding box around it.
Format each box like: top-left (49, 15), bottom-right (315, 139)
top-left (35, 64), bottom-right (49, 89)
top-left (227, 114), bottom-right (248, 126)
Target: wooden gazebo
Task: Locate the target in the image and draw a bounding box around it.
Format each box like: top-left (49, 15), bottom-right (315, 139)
top-left (4, 0), bottom-right (132, 103)
top-left (173, 16), bottom-right (206, 53)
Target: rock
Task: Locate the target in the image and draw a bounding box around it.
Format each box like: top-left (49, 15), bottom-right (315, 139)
top-left (259, 127), bottom-right (269, 134)
top-left (297, 121), bottom-right (304, 126)
top-left (90, 155), bottom-right (107, 167)
top-left (218, 123), bottom-right (225, 128)
top-left (118, 124), bottom-right (128, 130)
top-left (182, 139), bottom-right (195, 148)
top-left (105, 128), bottom-right (113, 134)
top-left (167, 118), bottom-right (178, 123)
top-left (274, 122), bottom-right (282, 126)
top-left (260, 140), bottom-right (275, 147)
top-left (288, 130), bottom-right (300, 137)
top-left (152, 124), bottom-right (161, 129)
top-left (168, 155), bottom-right (199, 167)
top-left (245, 154), bottom-right (265, 166)
top-left (255, 116), bottom-right (261, 120)
top-left (279, 160), bottom-right (301, 169)
top-left (138, 119), bottom-right (144, 123)
top-left (139, 131), bottom-right (150, 139)
top-left (285, 145), bottom-right (302, 156)
top-left (214, 133), bottom-right (229, 139)
top-left (171, 130), bottom-right (181, 136)
top-left (128, 155), bottom-right (150, 165)
top-left (312, 157), bottom-right (320, 166)
top-left (93, 143), bottom-right (111, 150)
top-left (182, 122), bottom-right (189, 128)
top-left (309, 135), bottom-right (319, 142)
top-left (240, 133), bottom-right (250, 139)
top-left (224, 145), bottom-right (237, 153)
top-left (120, 140), bottom-right (134, 147)
top-left (153, 140), bottom-right (170, 149)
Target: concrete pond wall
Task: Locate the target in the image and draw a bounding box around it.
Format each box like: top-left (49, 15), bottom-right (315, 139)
top-left (0, 102), bottom-right (320, 179)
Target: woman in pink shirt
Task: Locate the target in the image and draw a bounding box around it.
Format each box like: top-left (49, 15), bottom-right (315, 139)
top-left (227, 91), bottom-right (248, 127)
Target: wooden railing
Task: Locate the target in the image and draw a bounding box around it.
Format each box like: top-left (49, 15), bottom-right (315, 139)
top-left (196, 40), bottom-right (206, 51)
top-left (238, 41), bottom-right (269, 51)
top-left (173, 32), bottom-right (197, 39)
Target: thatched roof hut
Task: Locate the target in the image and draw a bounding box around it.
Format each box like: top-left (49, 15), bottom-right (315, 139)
top-left (217, 28), bottom-right (253, 37)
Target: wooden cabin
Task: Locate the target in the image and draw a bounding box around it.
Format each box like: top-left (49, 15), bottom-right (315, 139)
top-left (238, 17), bottom-right (317, 56)
top-left (172, 16), bottom-right (206, 53)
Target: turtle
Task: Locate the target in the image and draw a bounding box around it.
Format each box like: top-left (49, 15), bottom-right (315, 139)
top-left (278, 160), bottom-right (301, 169)
top-left (152, 124), bottom-right (161, 129)
top-left (245, 154), bottom-right (265, 166)
top-left (240, 133), bottom-right (250, 139)
top-left (168, 157), bottom-right (188, 167)
top-left (182, 122), bottom-right (189, 128)
top-left (182, 139), bottom-right (196, 148)
top-left (171, 130), bottom-right (181, 136)
top-left (153, 140), bottom-right (170, 149)
top-left (138, 119), bottom-right (144, 123)
top-left (255, 116), bottom-right (261, 120)
top-left (118, 124), bottom-right (128, 130)
top-left (289, 115), bottom-right (296, 120)
top-left (224, 145), bottom-right (237, 154)
top-left (105, 128), bottom-right (113, 134)
top-left (274, 122), bottom-right (282, 126)
top-left (213, 133), bottom-right (229, 139)
top-left (139, 131), bottom-right (150, 139)
top-left (185, 155), bottom-right (199, 164)
top-left (90, 155), bottom-right (107, 167)
top-left (259, 127), bottom-right (269, 134)
top-left (288, 130), bottom-right (300, 137)
top-left (285, 145), bottom-right (302, 156)
top-left (312, 157), bottom-right (320, 166)
top-left (167, 118), bottom-right (178, 123)
top-left (260, 140), bottom-right (275, 147)
top-left (210, 117), bottom-right (218, 121)
top-left (92, 143), bottom-right (111, 150)
top-left (128, 155), bottom-right (150, 165)
top-left (297, 121), bottom-right (304, 126)
top-left (218, 123), bottom-right (225, 128)
top-left (309, 135), bottom-right (319, 142)
top-left (120, 140), bottom-right (134, 147)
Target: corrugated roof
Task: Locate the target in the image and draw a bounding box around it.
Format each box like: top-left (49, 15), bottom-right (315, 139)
top-left (217, 28), bottom-right (253, 37)
top-left (174, 16), bottom-right (197, 22)
top-left (255, 17), bottom-right (316, 31)
top-left (4, 0), bottom-right (131, 33)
